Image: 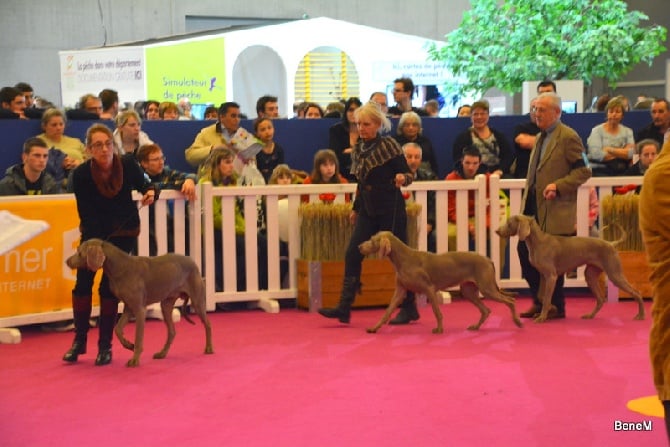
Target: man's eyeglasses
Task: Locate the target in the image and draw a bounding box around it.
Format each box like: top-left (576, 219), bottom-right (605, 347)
top-left (148, 155), bottom-right (166, 162)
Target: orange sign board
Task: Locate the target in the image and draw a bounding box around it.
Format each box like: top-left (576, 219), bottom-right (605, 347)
top-left (0, 197), bottom-right (99, 317)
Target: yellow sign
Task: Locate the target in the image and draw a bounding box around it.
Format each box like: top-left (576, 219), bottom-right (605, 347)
top-left (0, 197), bottom-right (88, 317)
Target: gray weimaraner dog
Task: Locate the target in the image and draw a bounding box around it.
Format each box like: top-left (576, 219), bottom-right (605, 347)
top-left (359, 231), bottom-right (522, 334)
top-left (66, 238), bottom-right (213, 367)
top-left (496, 214), bottom-right (645, 322)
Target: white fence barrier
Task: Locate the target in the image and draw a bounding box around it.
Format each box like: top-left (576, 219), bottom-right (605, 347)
top-left (0, 175), bottom-right (645, 329)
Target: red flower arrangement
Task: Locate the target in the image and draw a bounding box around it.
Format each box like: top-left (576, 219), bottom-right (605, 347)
top-left (614, 184), bottom-right (638, 195)
top-left (319, 193), bottom-right (336, 203)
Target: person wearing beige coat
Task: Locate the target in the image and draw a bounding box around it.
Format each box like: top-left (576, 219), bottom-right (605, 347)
top-left (639, 140), bottom-right (670, 439)
top-left (184, 102), bottom-right (242, 172)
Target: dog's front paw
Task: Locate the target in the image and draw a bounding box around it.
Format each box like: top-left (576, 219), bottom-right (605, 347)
top-left (432, 327), bottom-right (443, 334)
top-left (533, 315), bottom-right (547, 323)
top-left (126, 358), bottom-right (140, 367)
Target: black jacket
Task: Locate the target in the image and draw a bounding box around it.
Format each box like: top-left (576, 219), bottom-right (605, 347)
top-left (635, 122), bottom-right (665, 147)
top-left (352, 136), bottom-right (413, 216)
top-left (394, 133), bottom-right (439, 176)
top-left (512, 120), bottom-right (541, 179)
top-left (452, 127), bottom-right (514, 176)
top-left (71, 155), bottom-right (154, 240)
top-left (329, 121), bottom-right (356, 182)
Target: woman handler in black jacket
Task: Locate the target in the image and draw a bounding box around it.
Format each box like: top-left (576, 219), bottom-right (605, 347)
top-left (319, 101), bottom-right (418, 325)
top-left (63, 123), bottom-right (157, 366)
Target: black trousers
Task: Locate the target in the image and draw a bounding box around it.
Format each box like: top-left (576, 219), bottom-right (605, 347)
top-left (344, 207), bottom-right (407, 278)
top-left (517, 239), bottom-right (565, 313)
top-left (73, 236), bottom-right (135, 299)
top-left (343, 205), bottom-right (414, 309)
top-left (519, 191), bottom-right (567, 313)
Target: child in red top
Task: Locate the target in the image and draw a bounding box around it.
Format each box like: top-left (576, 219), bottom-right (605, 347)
top-left (446, 145), bottom-right (507, 266)
top-left (446, 145), bottom-right (490, 235)
top-left (302, 149), bottom-right (350, 203)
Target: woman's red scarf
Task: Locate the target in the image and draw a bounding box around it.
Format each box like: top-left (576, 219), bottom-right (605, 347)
top-left (91, 154), bottom-right (123, 198)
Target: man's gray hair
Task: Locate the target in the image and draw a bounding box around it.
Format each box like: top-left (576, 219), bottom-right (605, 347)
top-left (402, 142), bottom-right (422, 154)
top-left (538, 92), bottom-right (562, 113)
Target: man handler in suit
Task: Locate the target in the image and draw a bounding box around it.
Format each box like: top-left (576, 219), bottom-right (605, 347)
top-left (518, 92), bottom-right (592, 319)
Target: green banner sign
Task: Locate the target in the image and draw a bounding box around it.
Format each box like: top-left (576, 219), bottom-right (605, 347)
top-left (146, 37), bottom-right (226, 104)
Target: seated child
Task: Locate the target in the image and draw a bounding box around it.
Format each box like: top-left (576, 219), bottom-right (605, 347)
top-left (301, 149), bottom-right (350, 203)
top-left (255, 117), bottom-right (285, 184)
top-left (268, 164), bottom-right (294, 284)
top-left (446, 146), bottom-right (507, 267)
top-left (269, 163), bottom-right (294, 188)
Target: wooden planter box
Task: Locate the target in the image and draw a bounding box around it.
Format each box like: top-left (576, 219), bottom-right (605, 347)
top-left (601, 195), bottom-right (651, 299)
top-left (297, 259), bottom-right (396, 311)
top-left (617, 251), bottom-right (652, 299)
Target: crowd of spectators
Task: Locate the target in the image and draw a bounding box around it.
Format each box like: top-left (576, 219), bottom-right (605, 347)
top-left (2, 78), bottom-right (666, 331)
top-left (1, 78), bottom-right (665, 213)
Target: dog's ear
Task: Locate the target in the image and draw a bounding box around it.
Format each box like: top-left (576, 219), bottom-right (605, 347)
top-left (517, 217), bottom-right (531, 241)
top-left (85, 243), bottom-right (106, 271)
top-left (378, 237), bottom-right (391, 258)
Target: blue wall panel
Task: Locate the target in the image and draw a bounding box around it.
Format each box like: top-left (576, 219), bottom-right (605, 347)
top-left (0, 112), bottom-right (652, 180)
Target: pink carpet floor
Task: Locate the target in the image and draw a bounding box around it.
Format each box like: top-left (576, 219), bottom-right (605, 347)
top-left (0, 295), bottom-right (665, 447)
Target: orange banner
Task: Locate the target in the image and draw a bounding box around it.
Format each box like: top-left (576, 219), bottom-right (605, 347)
top-left (0, 197), bottom-right (100, 317)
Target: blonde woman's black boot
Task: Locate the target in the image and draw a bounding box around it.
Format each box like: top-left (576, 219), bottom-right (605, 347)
top-left (389, 292), bottom-right (420, 325)
top-left (318, 276), bottom-right (360, 323)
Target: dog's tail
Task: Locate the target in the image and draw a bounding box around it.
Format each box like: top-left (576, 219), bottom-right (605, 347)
top-left (179, 297), bottom-right (196, 325)
top-left (499, 289), bottom-right (518, 298)
top-left (601, 221), bottom-right (627, 248)
top-left (488, 258), bottom-right (517, 298)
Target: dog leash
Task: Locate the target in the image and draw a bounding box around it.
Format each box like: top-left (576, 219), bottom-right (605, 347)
top-left (390, 186), bottom-right (399, 235)
top-left (539, 206), bottom-right (548, 233)
top-left (100, 202), bottom-right (148, 243)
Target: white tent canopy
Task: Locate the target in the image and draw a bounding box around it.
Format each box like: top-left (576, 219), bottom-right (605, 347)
top-left (59, 17), bottom-right (450, 116)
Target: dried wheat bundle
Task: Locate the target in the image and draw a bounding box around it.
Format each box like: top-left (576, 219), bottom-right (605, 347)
top-left (299, 202), bottom-right (422, 260)
top-left (299, 203), bottom-right (353, 261)
top-left (405, 202), bottom-right (422, 249)
top-left (601, 194), bottom-right (643, 251)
